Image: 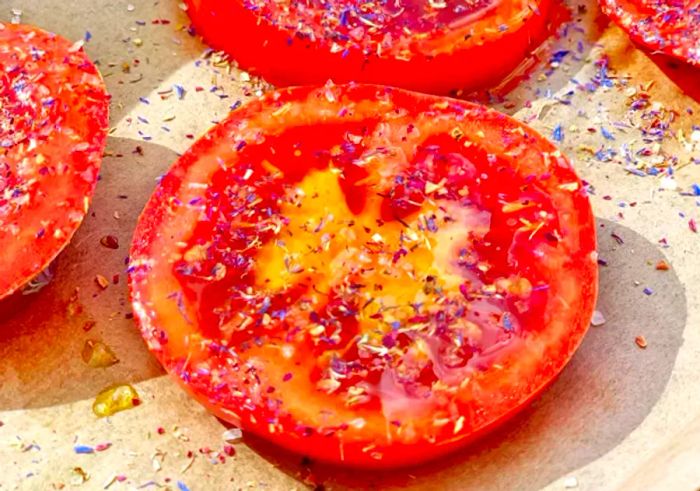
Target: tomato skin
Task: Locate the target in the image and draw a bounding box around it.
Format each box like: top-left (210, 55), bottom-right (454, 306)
top-left (184, 0), bottom-right (554, 94)
top-left (600, 0), bottom-right (700, 66)
top-left (0, 23), bottom-right (109, 299)
top-left (130, 84), bottom-right (597, 468)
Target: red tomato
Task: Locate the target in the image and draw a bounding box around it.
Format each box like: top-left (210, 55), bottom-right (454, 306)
top-left (600, 0), bottom-right (700, 66)
top-left (0, 23), bottom-right (109, 299)
top-left (184, 0), bottom-right (554, 94)
top-left (129, 84), bottom-right (597, 467)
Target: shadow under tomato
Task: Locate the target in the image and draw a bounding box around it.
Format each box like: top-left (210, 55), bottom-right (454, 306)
top-left (241, 218), bottom-right (687, 491)
top-left (645, 53), bottom-right (700, 104)
top-left (0, 138), bottom-right (178, 410)
top-left (0, 288), bottom-right (45, 320)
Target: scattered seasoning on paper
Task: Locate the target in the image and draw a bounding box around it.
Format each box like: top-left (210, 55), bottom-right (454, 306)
top-left (22, 265), bottom-right (55, 295)
top-left (95, 274), bottom-right (110, 289)
top-left (73, 444), bottom-right (94, 454)
top-left (103, 474), bottom-right (127, 489)
top-left (95, 442), bottom-right (112, 452)
top-left (180, 453), bottom-right (196, 473)
top-left (552, 124), bottom-right (564, 142)
top-left (590, 310), bottom-right (606, 327)
top-left (70, 467), bottom-right (90, 485)
top-left (151, 449), bottom-right (166, 471)
top-left (635, 335), bottom-right (648, 349)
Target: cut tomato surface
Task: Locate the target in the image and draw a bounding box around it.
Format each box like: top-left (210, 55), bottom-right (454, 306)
top-left (129, 84), bottom-right (597, 467)
top-left (0, 23), bottom-right (109, 299)
top-left (184, 0), bottom-right (554, 94)
top-left (600, 0), bottom-right (700, 66)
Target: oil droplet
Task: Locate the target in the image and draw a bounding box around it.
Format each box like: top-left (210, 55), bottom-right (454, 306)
top-left (81, 340), bottom-right (119, 368)
top-left (93, 384), bottom-right (140, 417)
top-left (70, 466), bottom-right (90, 485)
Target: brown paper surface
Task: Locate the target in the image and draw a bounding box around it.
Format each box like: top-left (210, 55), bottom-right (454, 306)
top-left (1, 1), bottom-right (699, 490)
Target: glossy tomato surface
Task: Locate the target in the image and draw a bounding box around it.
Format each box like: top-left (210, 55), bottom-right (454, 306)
top-left (129, 83), bottom-right (597, 467)
top-left (600, 0), bottom-right (699, 66)
top-left (0, 23), bottom-right (109, 299)
top-left (184, 0), bottom-right (554, 94)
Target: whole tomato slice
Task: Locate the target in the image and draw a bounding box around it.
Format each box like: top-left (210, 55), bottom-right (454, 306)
top-left (600, 0), bottom-right (700, 66)
top-left (0, 23), bottom-right (109, 299)
top-left (184, 0), bottom-right (554, 93)
top-left (129, 84), bottom-right (597, 467)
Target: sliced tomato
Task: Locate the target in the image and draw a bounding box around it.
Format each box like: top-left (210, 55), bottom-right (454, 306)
top-left (129, 83), bottom-right (597, 467)
top-left (0, 23), bottom-right (109, 299)
top-left (601, 0), bottom-right (700, 66)
top-left (184, 0), bottom-right (554, 94)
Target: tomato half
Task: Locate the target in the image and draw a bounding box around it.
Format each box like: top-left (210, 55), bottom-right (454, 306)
top-left (0, 23), bottom-right (109, 299)
top-left (184, 0), bottom-right (554, 94)
top-left (129, 83), bottom-right (597, 467)
top-left (600, 0), bottom-right (700, 66)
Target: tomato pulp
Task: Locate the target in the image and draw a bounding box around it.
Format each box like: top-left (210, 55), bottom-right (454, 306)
top-left (129, 84), bottom-right (597, 467)
top-left (184, 0), bottom-right (555, 94)
top-left (600, 0), bottom-right (700, 66)
top-left (0, 23), bottom-right (109, 299)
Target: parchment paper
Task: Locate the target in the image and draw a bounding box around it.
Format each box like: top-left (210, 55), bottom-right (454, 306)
top-left (1, 1), bottom-right (699, 489)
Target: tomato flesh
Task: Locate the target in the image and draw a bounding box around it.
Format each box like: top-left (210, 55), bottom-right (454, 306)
top-left (184, 0), bottom-right (554, 93)
top-left (0, 23), bottom-right (109, 299)
top-left (129, 84), bottom-right (597, 467)
top-left (600, 0), bottom-right (700, 65)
